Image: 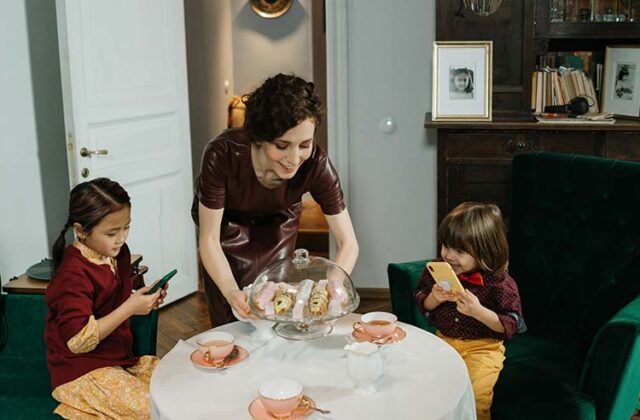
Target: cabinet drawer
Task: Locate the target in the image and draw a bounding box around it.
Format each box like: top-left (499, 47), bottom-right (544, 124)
top-left (444, 132), bottom-right (537, 158)
top-left (537, 132), bottom-right (599, 155)
top-left (605, 133), bottom-right (640, 161)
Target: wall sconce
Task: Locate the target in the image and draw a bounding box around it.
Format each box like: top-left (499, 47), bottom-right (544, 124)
top-left (250, 0), bottom-right (293, 19)
top-left (454, 0), bottom-right (503, 18)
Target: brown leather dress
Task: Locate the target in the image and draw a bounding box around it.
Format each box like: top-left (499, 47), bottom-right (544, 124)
top-left (192, 128), bottom-right (345, 327)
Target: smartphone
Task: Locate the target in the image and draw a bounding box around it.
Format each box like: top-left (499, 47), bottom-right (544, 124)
top-left (145, 269), bottom-right (177, 295)
top-left (426, 262), bottom-right (465, 294)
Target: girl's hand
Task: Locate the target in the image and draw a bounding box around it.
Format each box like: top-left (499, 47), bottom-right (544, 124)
top-left (431, 283), bottom-right (457, 304)
top-left (125, 287), bottom-right (161, 316)
top-left (226, 290), bottom-right (257, 319)
top-left (153, 283), bottom-right (169, 309)
top-left (455, 289), bottom-right (483, 318)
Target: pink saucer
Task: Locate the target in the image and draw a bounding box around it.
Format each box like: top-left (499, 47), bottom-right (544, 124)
top-left (190, 345), bottom-right (248, 369)
top-left (352, 326), bottom-right (407, 345)
top-left (248, 395), bottom-right (315, 420)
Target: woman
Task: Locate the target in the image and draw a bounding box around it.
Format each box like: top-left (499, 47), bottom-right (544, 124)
top-left (192, 74), bottom-right (359, 327)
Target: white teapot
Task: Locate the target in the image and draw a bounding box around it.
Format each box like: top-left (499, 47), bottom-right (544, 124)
top-left (344, 342), bottom-right (385, 395)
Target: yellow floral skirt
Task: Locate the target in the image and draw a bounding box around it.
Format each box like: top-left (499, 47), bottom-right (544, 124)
top-left (51, 355), bottom-right (159, 419)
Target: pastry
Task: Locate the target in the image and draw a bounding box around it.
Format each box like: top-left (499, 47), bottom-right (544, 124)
top-left (309, 281), bottom-right (329, 316)
top-left (274, 288), bottom-right (295, 315)
top-left (253, 281), bottom-right (277, 310)
top-left (293, 279), bottom-right (315, 319)
top-left (327, 279), bottom-right (348, 303)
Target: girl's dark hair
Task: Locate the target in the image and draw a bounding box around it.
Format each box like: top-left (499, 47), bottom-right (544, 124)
top-left (438, 202), bottom-right (509, 274)
top-left (618, 66), bottom-right (630, 80)
top-left (52, 178), bottom-right (131, 270)
top-left (243, 73), bottom-right (322, 143)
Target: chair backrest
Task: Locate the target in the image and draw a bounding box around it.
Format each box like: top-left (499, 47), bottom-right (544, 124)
top-left (0, 293), bottom-right (48, 359)
top-left (508, 152), bottom-right (640, 349)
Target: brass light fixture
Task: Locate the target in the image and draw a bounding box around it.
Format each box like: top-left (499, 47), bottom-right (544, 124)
top-left (454, 0), bottom-right (503, 17)
top-left (250, 0), bottom-right (293, 19)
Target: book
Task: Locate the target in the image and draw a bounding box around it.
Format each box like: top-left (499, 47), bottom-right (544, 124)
top-left (535, 114), bottom-right (615, 124)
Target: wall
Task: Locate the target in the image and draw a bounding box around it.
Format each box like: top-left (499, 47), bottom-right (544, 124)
top-left (184, 0), bottom-right (235, 179)
top-left (230, 0), bottom-right (313, 95)
top-left (0, 0), bottom-right (67, 281)
top-left (345, 0), bottom-right (437, 288)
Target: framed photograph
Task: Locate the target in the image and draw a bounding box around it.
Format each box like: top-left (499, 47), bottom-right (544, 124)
top-left (432, 41), bottom-right (492, 121)
top-left (602, 46), bottom-right (640, 118)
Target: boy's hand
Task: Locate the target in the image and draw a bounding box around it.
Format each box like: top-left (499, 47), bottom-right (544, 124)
top-left (455, 289), bottom-right (483, 318)
top-left (431, 283), bottom-right (457, 303)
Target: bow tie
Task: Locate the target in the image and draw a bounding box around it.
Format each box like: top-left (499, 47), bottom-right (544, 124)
top-left (457, 271), bottom-right (484, 286)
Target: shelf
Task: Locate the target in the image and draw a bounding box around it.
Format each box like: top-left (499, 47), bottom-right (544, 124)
top-left (424, 113), bottom-right (640, 131)
top-left (537, 22), bottom-right (640, 39)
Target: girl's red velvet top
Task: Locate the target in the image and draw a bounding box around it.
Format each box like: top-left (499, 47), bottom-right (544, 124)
top-left (45, 244), bottom-right (138, 389)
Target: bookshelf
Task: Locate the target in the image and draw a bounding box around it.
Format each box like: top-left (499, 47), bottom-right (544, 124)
top-left (429, 0), bottom-right (640, 223)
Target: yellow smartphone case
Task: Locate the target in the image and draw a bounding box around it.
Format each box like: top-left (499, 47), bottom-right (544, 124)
top-left (426, 261), bottom-right (465, 294)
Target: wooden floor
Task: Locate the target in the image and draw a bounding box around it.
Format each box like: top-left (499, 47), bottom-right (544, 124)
top-left (157, 290), bottom-right (391, 357)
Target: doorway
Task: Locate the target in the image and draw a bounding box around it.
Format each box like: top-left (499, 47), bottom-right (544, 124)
top-left (183, 0), bottom-right (330, 259)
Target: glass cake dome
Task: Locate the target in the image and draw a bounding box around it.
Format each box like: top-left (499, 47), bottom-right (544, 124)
top-left (248, 249), bottom-right (360, 340)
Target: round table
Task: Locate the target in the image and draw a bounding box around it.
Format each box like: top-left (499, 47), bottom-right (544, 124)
top-left (150, 314), bottom-right (476, 419)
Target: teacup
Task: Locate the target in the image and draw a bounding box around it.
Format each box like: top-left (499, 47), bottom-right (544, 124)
top-left (196, 331), bottom-right (235, 361)
top-left (353, 312), bottom-right (398, 338)
top-left (258, 378), bottom-right (303, 418)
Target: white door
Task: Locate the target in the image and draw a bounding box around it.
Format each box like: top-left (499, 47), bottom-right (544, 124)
top-left (56, 0), bottom-right (198, 304)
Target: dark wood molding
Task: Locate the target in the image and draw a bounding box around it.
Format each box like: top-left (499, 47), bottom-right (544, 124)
top-left (356, 288), bottom-right (391, 301)
top-left (425, 113), bottom-right (640, 132)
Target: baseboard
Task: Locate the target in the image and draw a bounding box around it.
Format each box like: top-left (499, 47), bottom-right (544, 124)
top-left (356, 287), bottom-right (390, 300)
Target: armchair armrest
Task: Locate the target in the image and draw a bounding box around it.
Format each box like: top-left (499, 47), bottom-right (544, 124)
top-left (130, 310), bottom-right (158, 356)
top-left (387, 260), bottom-right (433, 332)
top-left (579, 294), bottom-right (640, 420)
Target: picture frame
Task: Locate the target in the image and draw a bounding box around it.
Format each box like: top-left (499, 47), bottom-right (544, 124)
top-left (602, 45), bottom-right (640, 118)
top-left (432, 41), bottom-right (492, 121)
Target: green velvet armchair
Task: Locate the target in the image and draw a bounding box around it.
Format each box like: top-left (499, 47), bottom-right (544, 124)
top-left (389, 152), bottom-right (640, 420)
top-left (0, 293), bottom-right (158, 419)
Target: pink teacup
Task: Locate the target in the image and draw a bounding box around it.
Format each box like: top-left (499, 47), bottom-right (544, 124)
top-left (353, 312), bottom-right (398, 338)
top-left (196, 332), bottom-right (235, 362)
top-left (258, 378), bottom-right (303, 418)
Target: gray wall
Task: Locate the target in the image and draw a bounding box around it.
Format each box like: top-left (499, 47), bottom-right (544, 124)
top-left (231, 0), bottom-right (313, 95)
top-left (346, 0), bottom-right (437, 288)
top-left (185, 0), bottom-right (235, 179)
top-left (0, 0), bottom-right (68, 280)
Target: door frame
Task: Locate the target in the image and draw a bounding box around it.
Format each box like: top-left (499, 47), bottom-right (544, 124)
top-left (325, 0), bottom-right (350, 258)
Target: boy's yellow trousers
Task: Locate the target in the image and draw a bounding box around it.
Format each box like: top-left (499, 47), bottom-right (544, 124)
top-left (437, 331), bottom-right (506, 420)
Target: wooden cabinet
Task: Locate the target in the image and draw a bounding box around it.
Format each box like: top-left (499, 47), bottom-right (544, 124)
top-left (428, 114), bottom-right (640, 223)
top-left (432, 1), bottom-right (640, 224)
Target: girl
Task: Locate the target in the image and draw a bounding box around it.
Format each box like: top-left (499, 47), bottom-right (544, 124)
top-left (615, 65), bottom-right (632, 99)
top-left (450, 67), bottom-right (474, 100)
top-left (414, 202), bottom-right (525, 420)
top-left (45, 178), bottom-right (167, 419)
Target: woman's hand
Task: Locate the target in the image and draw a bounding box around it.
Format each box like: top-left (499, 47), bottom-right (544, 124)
top-left (455, 289), bottom-right (483, 318)
top-left (431, 283), bottom-right (457, 304)
top-left (226, 289), bottom-right (254, 319)
top-left (125, 287), bottom-right (161, 316)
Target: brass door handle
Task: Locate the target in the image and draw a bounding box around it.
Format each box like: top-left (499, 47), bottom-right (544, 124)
top-left (80, 147), bottom-right (108, 157)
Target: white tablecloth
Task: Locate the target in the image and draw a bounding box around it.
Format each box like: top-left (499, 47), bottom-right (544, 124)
top-left (150, 314), bottom-right (476, 420)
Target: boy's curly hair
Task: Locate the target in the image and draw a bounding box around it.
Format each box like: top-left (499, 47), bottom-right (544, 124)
top-left (243, 74), bottom-right (322, 142)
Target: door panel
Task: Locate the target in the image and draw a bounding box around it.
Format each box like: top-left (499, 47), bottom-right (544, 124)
top-left (57, 0), bottom-right (197, 303)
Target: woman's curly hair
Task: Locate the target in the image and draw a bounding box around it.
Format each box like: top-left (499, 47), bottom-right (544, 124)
top-left (243, 74), bottom-right (322, 142)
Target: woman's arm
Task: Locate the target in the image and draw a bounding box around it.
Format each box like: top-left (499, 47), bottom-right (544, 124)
top-left (198, 203), bottom-right (251, 317)
top-left (325, 208), bottom-right (359, 274)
